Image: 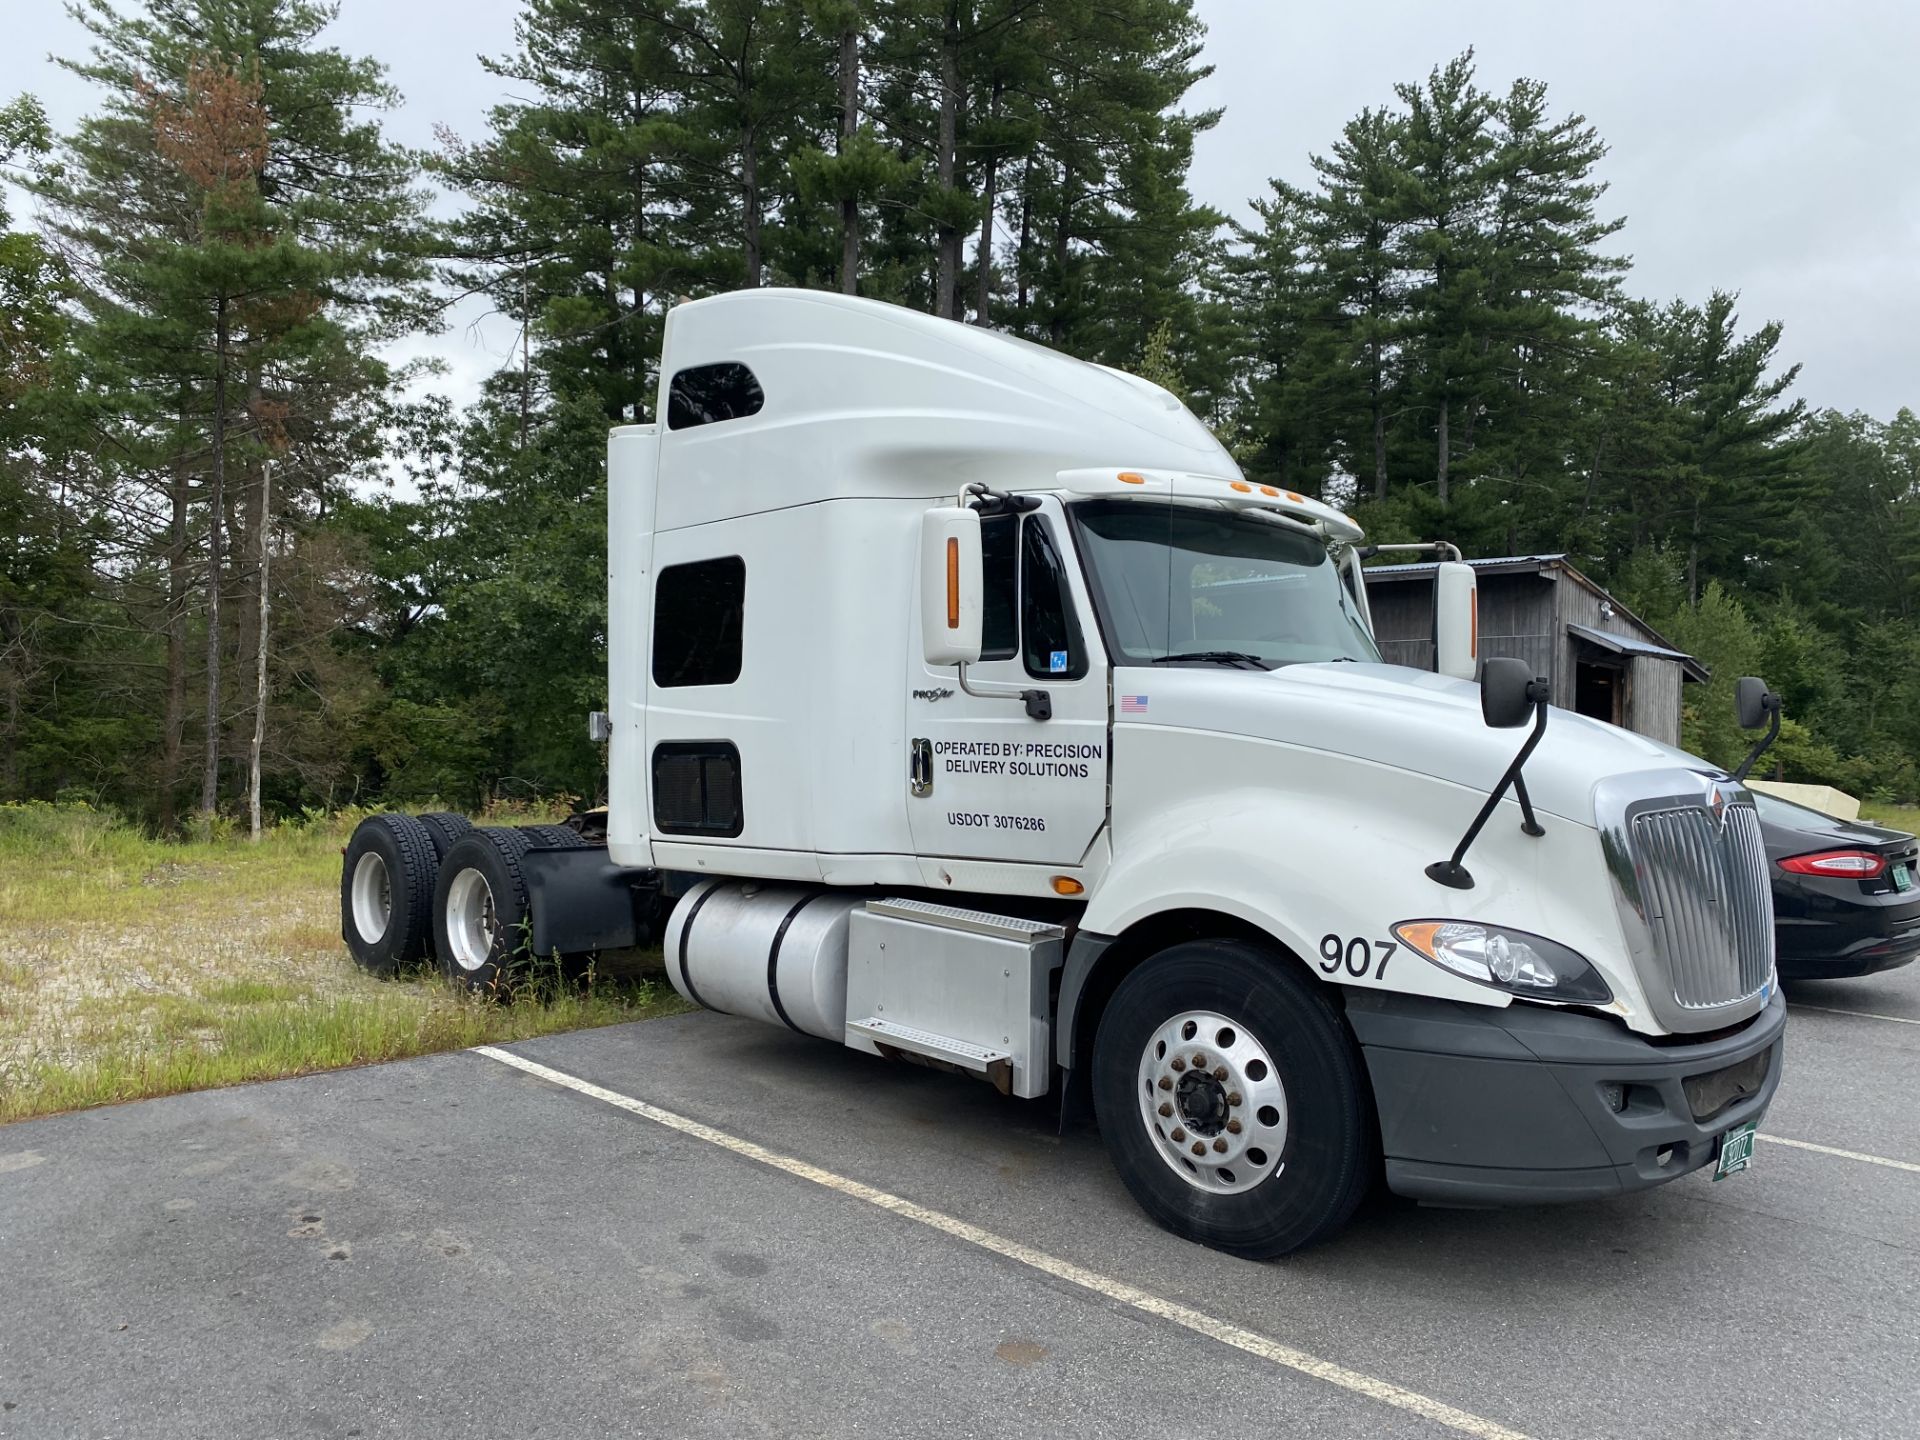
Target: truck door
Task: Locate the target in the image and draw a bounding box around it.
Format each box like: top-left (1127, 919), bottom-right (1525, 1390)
top-left (906, 499), bottom-right (1109, 868)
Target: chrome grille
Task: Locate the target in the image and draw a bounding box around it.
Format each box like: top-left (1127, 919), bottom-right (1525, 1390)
top-left (1630, 802), bottom-right (1774, 1009)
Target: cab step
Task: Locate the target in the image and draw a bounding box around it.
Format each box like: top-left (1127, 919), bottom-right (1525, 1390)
top-left (846, 1016), bottom-right (1013, 1094)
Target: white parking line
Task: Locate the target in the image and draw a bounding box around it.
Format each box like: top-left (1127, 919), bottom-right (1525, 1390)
top-left (1789, 1003), bottom-right (1920, 1027)
top-left (1759, 1134), bottom-right (1920, 1175)
top-left (474, 1044), bottom-right (1531, 1440)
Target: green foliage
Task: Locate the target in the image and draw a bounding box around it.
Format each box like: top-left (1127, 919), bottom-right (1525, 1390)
top-left (1664, 582), bottom-right (1761, 768)
top-left (5, 16), bottom-right (1917, 814)
top-left (8, 0), bottom-right (432, 826)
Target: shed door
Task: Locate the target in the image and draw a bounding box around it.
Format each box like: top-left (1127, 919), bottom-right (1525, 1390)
top-left (1574, 655), bottom-right (1627, 727)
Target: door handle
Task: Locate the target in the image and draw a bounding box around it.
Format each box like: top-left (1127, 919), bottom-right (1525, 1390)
top-left (910, 737), bottom-right (933, 797)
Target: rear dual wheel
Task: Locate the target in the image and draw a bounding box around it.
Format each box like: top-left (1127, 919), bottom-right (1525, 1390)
top-left (1092, 939), bottom-right (1373, 1258)
top-left (417, 811), bottom-right (473, 860)
top-left (433, 827), bottom-right (539, 994)
top-left (340, 814), bottom-right (439, 974)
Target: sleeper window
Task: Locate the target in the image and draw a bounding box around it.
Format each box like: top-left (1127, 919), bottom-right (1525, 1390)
top-left (653, 557), bottom-right (744, 687)
top-left (667, 362), bottom-right (764, 430)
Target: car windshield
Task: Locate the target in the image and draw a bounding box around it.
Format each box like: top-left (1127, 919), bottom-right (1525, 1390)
top-left (1069, 499), bottom-right (1380, 669)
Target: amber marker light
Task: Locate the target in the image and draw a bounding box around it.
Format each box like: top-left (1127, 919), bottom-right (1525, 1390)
top-left (1118, 471), bottom-right (1147, 484)
top-left (946, 537), bottom-right (960, 628)
top-left (1052, 876), bottom-right (1085, 896)
top-left (1392, 921), bottom-right (1448, 959)
top-left (1230, 480), bottom-right (1252, 493)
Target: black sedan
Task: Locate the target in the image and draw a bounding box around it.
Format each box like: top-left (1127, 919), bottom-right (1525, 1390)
top-left (1754, 790), bottom-right (1920, 978)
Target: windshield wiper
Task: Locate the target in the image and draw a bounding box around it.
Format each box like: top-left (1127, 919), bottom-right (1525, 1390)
top-left (1150, 651), bottom-right (1270, 670)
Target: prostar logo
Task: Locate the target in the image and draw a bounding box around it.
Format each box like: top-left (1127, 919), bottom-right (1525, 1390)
top-left (911, 687), bottom-right (955, 703)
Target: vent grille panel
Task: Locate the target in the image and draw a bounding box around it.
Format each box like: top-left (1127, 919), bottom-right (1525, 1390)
top-left (1631, 803), bottom-right (1773, 1009)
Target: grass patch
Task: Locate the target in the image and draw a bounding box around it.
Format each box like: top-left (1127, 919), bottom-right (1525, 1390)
top-left (1859, 802), bottom-right (1920, 834)
top-left (0, 802), bottom-right (688, 1125)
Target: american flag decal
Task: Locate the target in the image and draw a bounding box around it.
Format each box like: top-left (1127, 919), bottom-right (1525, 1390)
top-left (1120, 694), bottom-right (1149, 715)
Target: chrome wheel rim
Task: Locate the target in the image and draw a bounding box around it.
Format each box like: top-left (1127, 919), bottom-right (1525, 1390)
top-left (1137, 1009), bottom-right (1288, 1194)
top-left (350, 852), bottom-right (391, 944)
top-left (444, 867), bottom-right (499, 973)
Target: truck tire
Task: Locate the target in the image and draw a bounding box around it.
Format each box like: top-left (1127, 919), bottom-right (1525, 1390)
top-left (516, 824), bottom-right (589, 849)
top-left (416, 811), bottom-right (472, 860)
top-left (432, 827), bottom-right (537, 994)
top-left (341, 814), bottom-right (438, 975)
top-left (1091, 938), bottom-right (1373, 1258)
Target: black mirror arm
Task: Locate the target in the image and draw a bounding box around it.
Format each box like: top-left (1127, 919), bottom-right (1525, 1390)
top-left (1511, 772), bottom-right (1545, 838)
top-left (1426, 699), bottom-right (1550, 890)
top-left (1730, 700), bottom-right (1782, 783)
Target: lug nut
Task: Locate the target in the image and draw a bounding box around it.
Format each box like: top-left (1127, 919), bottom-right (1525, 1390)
top-left (1158, 1102), bottom-right (1173, 1118)
top-left (1226, 1119), bottom-right (1242, 1135)
top-left (1192, 1142), bottom-right (1207, 1157)
top-left (1213, 1138), bottom-right (1229, 1153)
top-left (1158, 1076), bottom-right (1173, 1091)
top-left (1227, 1091), bottom-right (1243, 1107)
top-left (1171, 1057), bottom-right (1186, 1072)
top-left (1213, 1066), bottom-right (1229, 1082)
top-left (1171, 1127), bottom-right (1186, 1143)
top-left (1192, 1053), bottom-right (1208, 1069)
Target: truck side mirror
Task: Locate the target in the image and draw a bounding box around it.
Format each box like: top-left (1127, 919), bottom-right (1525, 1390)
top-left (1480, 656), bottom-right (1545, 729)
top-left (920, 505), bottom-right (983, 666)
top-left (1428, 656), bottom-right (1552, 887)
top-left (1434, 561), bottom-right (1477, 680)
top-left (1735, 676), bottom-right (1778, 731)
top-left (1731, 675), bottom-right (1782, 782)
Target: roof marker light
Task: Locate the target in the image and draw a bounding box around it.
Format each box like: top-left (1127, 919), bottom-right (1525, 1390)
top-left (1259, 485), bottom-right (1279, 497)
top-left (1230, 481), bottom-right (1252, 493)
top-left (1285, 491), bottom-right (1305, 504)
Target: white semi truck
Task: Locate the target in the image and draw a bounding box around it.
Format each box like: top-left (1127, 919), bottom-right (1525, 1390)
top-left (342, 289), bottom-right (1785, 1256)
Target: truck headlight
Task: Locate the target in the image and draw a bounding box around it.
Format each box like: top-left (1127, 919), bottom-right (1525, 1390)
top-left (1391, 921), bottom-right (1612, 1005)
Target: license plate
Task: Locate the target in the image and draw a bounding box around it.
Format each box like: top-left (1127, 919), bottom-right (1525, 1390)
top-left (1713, 1120), bottom-right (1758, 1181)
top-left (1894, 863), bottom-right (1914, 893)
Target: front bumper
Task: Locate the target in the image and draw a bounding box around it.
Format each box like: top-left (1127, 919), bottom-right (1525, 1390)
top-left (1346, 988), bottom-right (1786, 1207)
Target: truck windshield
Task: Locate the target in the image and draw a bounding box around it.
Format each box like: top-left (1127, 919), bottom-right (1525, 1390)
top-left (1069, 499), bottom-right (1381, 669)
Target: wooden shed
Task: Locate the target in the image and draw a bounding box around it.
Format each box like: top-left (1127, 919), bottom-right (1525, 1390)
top-left (1361, 554), bottom-right (1707, 748)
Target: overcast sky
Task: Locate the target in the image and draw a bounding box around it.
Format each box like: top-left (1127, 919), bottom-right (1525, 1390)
top-left (7, 0), bottom-right (1917, 421)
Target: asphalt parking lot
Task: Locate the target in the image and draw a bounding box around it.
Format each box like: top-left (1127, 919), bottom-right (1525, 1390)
top-left (3, 970), bottom-right (1916, 1440)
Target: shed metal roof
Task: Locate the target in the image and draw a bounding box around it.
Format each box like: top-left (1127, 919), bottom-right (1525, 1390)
top-left (1360, 551), bottom-right (1706, 682)
top-left (1568, 623), bottom-right (1710, 683)
top-left (1361, 553), bottom-right (1567, 578)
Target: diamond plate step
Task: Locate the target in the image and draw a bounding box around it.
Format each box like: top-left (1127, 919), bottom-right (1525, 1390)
top-left (847, 1017), bottom-right (1009, 1067)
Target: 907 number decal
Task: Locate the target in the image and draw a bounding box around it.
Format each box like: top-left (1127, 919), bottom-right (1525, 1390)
top-left (1319, 934), bottom-right (1397, 981)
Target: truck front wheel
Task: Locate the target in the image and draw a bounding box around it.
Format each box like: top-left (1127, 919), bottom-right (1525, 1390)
top-left (1091, 938), bottom-right (1373, 1258)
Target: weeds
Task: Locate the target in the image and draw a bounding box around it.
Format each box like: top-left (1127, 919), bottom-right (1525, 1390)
top-left (0, 802), bottom-right (683, 1125)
